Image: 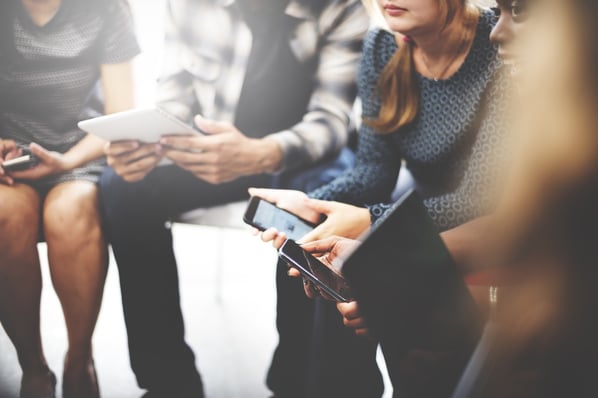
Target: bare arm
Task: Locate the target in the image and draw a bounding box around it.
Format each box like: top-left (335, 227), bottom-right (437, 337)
top-left (63, 61), bottom-right (136, 168)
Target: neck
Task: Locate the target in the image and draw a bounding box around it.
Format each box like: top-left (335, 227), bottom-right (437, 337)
top-left (412, 8), bottom-right (475, 61)
top-left (21, 0), bottom-right (62, 26)
top-left (410, 6), bottom-right (478, 80)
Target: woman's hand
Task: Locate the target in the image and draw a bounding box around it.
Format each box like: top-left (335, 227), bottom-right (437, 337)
top-left (288, 236), bottom-right (361, 299)
top-left (248, 187), bottom-right (322, 249)
top-left (5, 143), bottom-right (72, 181)
top-left (248, 187), bottom-right (321, 223)
top-left (299, 199), bottom-right (371, 243)
top-left (300, 235), bottom-right (361, 270)
top-left (249, 187), bottom-right (371, 247)
top-left (337, 301), bottom-right (371, 338)
top-left (0, 139), bottom-right (20, 185)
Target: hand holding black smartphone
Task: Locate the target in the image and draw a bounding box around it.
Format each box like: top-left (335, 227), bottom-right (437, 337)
top-left (243, 196), bottom-right (317, 241)
top-left (278, 239), bottom-right (353, 303)
top-left (1, 146), bottom-right (39, 172)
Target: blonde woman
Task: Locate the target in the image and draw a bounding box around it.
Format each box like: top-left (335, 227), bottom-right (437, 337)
top-left (0, 0), bottom-right (139, 397)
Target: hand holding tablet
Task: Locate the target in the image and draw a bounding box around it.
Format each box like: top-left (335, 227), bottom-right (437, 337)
top-left (78, 107), bottom-right (201, 144)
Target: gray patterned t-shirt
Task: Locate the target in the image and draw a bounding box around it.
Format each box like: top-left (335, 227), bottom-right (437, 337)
top-left (0, 0), bottom-right (140, 187)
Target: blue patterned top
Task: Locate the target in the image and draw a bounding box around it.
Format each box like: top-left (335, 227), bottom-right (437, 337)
top-left (311, 9), bottom-right (509, 231)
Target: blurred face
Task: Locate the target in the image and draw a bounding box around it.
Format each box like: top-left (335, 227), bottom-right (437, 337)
top-left (376, 0), bottom-right (447, 37)
top-left (490, 0), bottom-right (529, 63)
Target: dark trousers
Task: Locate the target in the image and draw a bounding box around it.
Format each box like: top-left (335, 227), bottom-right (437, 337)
top-left (99, 165), bottom-right (272, 394)
top-left (267, 150), bottom-right (384, 398)
top-left (99, 149), bottom-right (382, 396)
top-left (268, 260), bottom-right (384, 398)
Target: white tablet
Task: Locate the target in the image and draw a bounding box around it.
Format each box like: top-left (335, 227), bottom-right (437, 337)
top-left (78, 107), bottom-right (200, 143)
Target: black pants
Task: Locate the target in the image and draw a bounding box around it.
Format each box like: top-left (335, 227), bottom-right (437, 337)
top-left (99, 150), bottom-right (382, 396)
top-left (267, 260), bottom-right (384, 398)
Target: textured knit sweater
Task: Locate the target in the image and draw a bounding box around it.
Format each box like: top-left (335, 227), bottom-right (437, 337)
top-left (311, 9), bottom-right (509, 231)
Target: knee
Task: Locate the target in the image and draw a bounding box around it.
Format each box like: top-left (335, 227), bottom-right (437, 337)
top-left (43, 186), bottom-right (103, 244)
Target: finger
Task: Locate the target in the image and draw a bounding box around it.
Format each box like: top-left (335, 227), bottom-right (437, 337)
top-left (0, 174), bottom-right (14, 186)
top-left (341, 301), bottom-right (362, 320)
top-left (108, 144), bottom-right (161, 168)
top-left (160, 135), bottom-right (205, 152)
top-left (344, 316), bottom-right (368, 329)
top-left (354, 328), bottom-right (371, 338)
top-left (247, 187), bottom-right (285, 203)
top-left (273, 234), bottom-right (287, 250)
top-left (287, 267), bottom-right (301, 278)
top-left (105, 140), bottom-right (140, 156)
top-left (300, 236), bottom-right (340, 254)
top-left (115, 154), bottom-right (161, 179)
top-left (163, 148), bottom-right (213, 165)
top-left (28, 142), bottom-right (54, 163)
top-left (260, 227), bottom-right (280, 243)
top-left (303, 279), bottom-right (319, 299)
top-left (122, 171), bottom-right (152, 183)
top-left (194, 114), bottom-right (232, 135)
top-left (305, 198), bottom-right (336, 215)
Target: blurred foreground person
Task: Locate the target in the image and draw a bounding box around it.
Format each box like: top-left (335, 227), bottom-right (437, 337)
top-left (466, 0), bottom-right (598, 396)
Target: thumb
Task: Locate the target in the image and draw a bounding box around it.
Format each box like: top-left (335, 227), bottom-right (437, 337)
top-left (248, 187), bottom-right (282, 204)
top-left (305, 198), bottom-right (335, 215)
top-left (194, 114), bottom-right (229, 135)
top-left (28, 143), bottom-right (54, 163)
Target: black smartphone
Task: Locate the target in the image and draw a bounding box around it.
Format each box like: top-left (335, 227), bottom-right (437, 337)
top-left (278, 239), bottom-right (353, 303)
top-left (2, 149), bottom-right (39, 172)
top-left (243, 196), bottom-right (317, 241)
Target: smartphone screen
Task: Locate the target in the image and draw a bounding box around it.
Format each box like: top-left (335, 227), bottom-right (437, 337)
top-left (243, 196), bottom-right (315, 241)
top-left (279, 239), bottom-right (352, 302)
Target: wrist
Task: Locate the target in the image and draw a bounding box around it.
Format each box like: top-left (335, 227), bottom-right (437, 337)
top-left (59, 153), bottom-right (78, 171)
top-left (255, 137), bottom-right (283, 173)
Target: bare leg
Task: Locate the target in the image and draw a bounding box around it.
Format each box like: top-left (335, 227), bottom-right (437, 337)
top-left (43, 181), bottom-right (108, 398)
top-left (0, 183), bottom-right (55, 397)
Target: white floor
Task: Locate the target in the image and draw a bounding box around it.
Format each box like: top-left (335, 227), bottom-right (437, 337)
top-left (0, 224), bottom-right (280, 398)
top-left (0, 224), bottom-right (391, 398)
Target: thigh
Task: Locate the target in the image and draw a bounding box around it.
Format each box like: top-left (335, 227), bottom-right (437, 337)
top-left (0, 183), bottom-right (41, 236)
top-left (99, 165), bottom-right (272, 220)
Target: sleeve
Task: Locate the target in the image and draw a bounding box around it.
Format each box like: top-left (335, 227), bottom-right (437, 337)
top-left (99, 0), bottom-right (141, 64)
top-left (309, 29), bottom-right (402, 206)
top-left (154, 0), bottom-right (197, 122)
top-left (267, 0), bottom-right (369, 172)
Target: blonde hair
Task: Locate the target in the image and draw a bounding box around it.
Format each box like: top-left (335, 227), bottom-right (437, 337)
top-left (363, 0), bottom-right (475, 133)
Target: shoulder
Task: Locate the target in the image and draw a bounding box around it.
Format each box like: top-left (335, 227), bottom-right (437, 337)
top-left (359, 28), bottom-right (398, 87)
top-left (357, 28), bottom-right (398, 116)
top-left (362, 28), bottom-right (398, 71)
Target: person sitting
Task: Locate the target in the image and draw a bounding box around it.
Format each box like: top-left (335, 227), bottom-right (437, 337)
top-left (0, 0), bottom-right (139, 397)
top-left (98, 1), bottom-right (370, 396)
top-left (250, 0), bottom-right (510, 394)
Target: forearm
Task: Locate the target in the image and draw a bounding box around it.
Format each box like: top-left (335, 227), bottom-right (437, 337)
top-left (440, 215), bottom-right (494, 275)
top-left (269, 0), bottom-right (368, 172)
top-left (61, 134), bottom-right (106, 169)
top-left (310, 126), bottom-right (401, 204)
